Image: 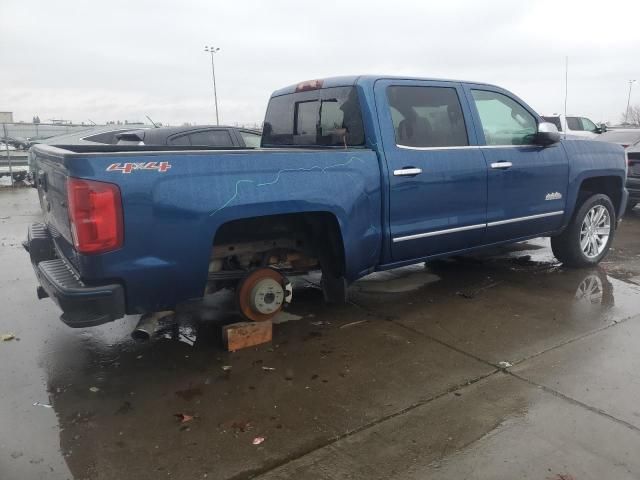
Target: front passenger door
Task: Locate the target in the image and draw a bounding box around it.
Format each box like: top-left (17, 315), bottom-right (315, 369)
top-left (465, 86), bottom-right (569, 243)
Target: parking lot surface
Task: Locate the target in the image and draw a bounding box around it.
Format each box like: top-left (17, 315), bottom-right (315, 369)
top-left (1, 185), bottom-right (640, 480)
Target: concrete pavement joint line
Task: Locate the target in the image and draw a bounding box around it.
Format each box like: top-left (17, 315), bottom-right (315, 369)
top-left (345, 296), bottom-right (496, 368)
top-left (348, 291), bottom-right (640, 376)
top-left (385, 316), bottom-right (497, 368)
top-left (346, 296), bottom-right (640, 434)
top-left (231, 370), bottom-right (500, 480)
top-left (507, 370), bottom-right (640, 434)
top-left (508, 311), bottom-right (640, 369)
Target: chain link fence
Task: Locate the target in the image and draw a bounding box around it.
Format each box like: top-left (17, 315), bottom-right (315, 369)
top-left (2, 122), bottom-right (97, 141)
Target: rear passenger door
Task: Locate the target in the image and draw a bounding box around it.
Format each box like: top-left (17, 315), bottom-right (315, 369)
top-left (374, 79), bottom-right (488, 262)
top-left (464, 85), bottom-right (569, 243)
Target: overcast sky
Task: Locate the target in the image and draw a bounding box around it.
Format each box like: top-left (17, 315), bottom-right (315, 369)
top-left (1, 0), bottom-right (639, 126)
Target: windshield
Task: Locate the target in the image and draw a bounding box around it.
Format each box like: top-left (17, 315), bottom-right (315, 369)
top-left (262, 86), bottom-right (365, 147)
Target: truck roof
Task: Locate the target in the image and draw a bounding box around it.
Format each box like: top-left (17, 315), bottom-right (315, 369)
top-left (270, 75), bottom-right (499, 96)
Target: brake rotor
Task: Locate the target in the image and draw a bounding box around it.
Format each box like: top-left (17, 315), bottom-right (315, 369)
top-left (237, 268), bottom-right (291, 322)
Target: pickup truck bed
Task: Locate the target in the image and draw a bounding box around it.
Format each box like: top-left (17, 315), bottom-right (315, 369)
top-left (29, 143), bottom-right (381, 324)
top-left (27, 75), bottom-right (628, 327)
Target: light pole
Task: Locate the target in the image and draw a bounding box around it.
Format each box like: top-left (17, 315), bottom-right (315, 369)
top-left (204, 46), bottom-right (221, 125)
top-left (625, 79), bottom-right (636, 125)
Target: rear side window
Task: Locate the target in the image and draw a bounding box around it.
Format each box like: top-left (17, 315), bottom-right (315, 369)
top-left (168, 134), bottom-right (191, 146)
top-left (188, 130), bottom-right (234, 147)
top-left (262, 86), bottom-right (364, 147)
top-left (387, 86), bottom-right (469, 148)
top-left (471, 90), bottom-right (537, 146)
top-left (566, 117), bottom-right (582, 131)
top-left (240, 131), bottom-right (261, 148)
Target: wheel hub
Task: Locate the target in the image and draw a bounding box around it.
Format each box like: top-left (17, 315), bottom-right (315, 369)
top-left (249, 278), bottom-right (285, 315)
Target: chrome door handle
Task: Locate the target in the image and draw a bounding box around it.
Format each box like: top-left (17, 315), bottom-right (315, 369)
top-left (393, 168), bottom-right (423, 176)
top-left (490, 161), bottom-right (513, 169)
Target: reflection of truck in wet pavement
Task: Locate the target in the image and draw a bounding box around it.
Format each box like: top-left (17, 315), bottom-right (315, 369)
top-left (25, 75), bottom-right (628, 328)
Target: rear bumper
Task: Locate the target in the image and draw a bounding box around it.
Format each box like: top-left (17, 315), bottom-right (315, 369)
top-left (25, 223), bottom-right (125, 327)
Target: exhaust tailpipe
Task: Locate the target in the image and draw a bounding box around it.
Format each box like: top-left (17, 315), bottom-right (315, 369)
top-left (131, 311), bottom-right (176, 342)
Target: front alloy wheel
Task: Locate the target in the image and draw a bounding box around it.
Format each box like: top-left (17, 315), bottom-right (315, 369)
top-left (579, 205), bottom-right (611, 259)
top-left (551, 193), bottom-right (616, 267)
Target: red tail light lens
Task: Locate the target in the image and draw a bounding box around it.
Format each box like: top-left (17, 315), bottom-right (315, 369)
top-left (67, 178), bottom-right (123, 254)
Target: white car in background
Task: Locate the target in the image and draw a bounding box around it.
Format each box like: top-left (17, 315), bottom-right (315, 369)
top-left (541, 114), bottom-right (605, 139)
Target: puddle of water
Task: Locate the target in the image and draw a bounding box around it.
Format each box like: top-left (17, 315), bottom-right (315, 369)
top-left (272, 311), bottom-right (304, 324)
top-left (355, 264), bottom-right (441, 294)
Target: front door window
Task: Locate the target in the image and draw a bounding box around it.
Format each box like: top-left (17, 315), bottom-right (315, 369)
top-left (471, 90), bottom-right (537, 145)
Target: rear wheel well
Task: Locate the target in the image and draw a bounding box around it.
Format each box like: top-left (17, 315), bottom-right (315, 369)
top-left (578, 177), bottom-right (622, 215)
top-left (212, 212), bottom-right (345, 279)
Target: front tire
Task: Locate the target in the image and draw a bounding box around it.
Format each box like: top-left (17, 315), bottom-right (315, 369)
top-left (551, 194), bottom-right (616, 267)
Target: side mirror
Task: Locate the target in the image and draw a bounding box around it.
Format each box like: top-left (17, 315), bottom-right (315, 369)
top-left (536, 122), bottom-right (561, 146)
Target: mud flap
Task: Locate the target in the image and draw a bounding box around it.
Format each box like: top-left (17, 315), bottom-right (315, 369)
top-left (321, 272), bottom-right (348, 304)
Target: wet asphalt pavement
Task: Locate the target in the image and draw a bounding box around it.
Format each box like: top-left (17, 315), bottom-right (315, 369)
top-left (1, 185), bottom-right (640, 480)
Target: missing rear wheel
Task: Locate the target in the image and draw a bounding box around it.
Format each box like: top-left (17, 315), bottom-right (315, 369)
top-left (236, 268), bottom-right (291, 322)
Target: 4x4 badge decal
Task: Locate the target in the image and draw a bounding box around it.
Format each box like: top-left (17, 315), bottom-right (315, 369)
top-left (106, 161), bottom-right (171, 174)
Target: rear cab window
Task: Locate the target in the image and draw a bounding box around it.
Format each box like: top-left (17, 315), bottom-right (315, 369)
top-left (541, 116), bottom-right (562, 132)
top-left (262, 86), bottom-right (365, 147)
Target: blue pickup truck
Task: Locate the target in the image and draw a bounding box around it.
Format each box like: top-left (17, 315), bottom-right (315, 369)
top-left (26, 75), bottom-right (628, 327)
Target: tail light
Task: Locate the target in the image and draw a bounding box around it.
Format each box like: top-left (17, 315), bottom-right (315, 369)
top-left (67, 178), bottom-right (123, 254)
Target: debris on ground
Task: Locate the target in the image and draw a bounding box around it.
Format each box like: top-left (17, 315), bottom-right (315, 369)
top-left (456, 281), bottom-right (502, 299)
top-left (33, 402), bottom-right (53, 408)
top-left (252, 436), bottom-right (265, 445)
top-left (455, 291), bottom-right (475, 299)
top-left (340, 320), bottom-right (368, 329)
top-left (89, 386), bottom-right (100, 393)
top-left (221, 365), bottom-right (232, 371)
top-left (1, 333), bottom-right (16, 341)
top-left (310, 320), bottom-right (330, 326)
top-left (174, 413), bottom-right (194, 423)
top-left (262, 366), bottom-right (276, 371)
top-left (115, 401), bottom-right (132, 415)
top-left (511, 255), bottom-right (535, 266)
top-left (498, 361), bottom-right (513, 369)
top-left (231, 420), bottom-right (252, 433)
top-left (175, 386), bottom-right (203, 401)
